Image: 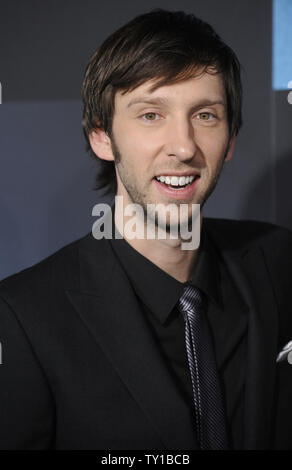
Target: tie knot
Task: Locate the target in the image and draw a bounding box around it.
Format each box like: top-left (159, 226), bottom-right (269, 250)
top-left (178, 284), bottom-right (203, 315)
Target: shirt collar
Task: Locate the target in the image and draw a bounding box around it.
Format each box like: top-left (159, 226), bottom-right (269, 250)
top-left (108, 208), bottom-right (223, 324)
top-left (188, 220), bottom-right (224, 311)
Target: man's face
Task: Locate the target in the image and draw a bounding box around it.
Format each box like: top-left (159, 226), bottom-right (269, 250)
top-left (109, 71), bottom-right (234, 228)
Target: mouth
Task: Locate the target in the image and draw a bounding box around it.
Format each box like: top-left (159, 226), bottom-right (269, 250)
top-left (154, 174), bottom-right (199, 189)
top-left (153, 174), bottom-right (200, 199)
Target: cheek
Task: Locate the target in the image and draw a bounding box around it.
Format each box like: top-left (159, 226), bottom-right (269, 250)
top-left (113, 122), bottom-right (148, 155)
top-left (114, 130), bottom-right (160, 171)
top-left (199, 131), bottom-right (228, 164)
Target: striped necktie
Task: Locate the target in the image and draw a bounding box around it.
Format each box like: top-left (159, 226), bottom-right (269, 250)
top-left (178, 284), bottom-right (230, 450)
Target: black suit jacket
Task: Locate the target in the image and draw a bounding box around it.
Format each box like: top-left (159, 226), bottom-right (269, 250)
top-left (0, 217), bottom-right (292, 450)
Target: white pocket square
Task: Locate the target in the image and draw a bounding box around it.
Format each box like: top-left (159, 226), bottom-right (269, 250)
top-left (276, 340), bottom-right (292, 363)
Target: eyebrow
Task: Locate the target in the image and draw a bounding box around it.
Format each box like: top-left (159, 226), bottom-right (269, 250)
top-left (126, 97), bottom-right (226, 109)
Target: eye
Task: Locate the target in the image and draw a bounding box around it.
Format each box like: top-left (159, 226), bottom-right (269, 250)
top-left (196, 112), bottom-right (216, 121)
top-left (141, 112), bottom-right (160, 121)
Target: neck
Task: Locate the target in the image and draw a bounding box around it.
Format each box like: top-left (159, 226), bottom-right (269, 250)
top-left (114, 201), bottom-right (203, 283)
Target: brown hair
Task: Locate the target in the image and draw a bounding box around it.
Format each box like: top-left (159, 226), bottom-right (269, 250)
top-left (82, 9), bottom-right (243, 195)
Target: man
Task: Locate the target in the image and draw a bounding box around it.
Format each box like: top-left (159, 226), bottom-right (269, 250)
top-left (0, 9), bottom-right (292, 450)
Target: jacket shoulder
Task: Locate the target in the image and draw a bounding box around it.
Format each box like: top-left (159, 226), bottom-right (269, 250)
top-left (203, 217), bottom-right (292, 252)
top-left (0, 232), bottom-right (92, 298)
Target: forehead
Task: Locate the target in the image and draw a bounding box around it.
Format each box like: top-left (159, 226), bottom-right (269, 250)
top-left (115, 72), bottom-right (226, 109)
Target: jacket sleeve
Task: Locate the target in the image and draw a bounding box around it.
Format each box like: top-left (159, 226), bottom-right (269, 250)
top-left (0, 296), bottom-right (55, 449)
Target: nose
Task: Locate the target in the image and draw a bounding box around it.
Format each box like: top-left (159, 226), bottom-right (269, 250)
top-left (164, 116), bottom-right (197, 162)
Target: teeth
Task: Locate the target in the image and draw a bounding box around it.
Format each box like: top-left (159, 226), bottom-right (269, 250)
top-left (156, 175), bottom-right (195, 186)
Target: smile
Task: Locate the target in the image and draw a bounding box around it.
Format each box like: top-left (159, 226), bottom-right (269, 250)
top-left (153, 175), bottom-right (200, 200)
top-left (155, 175), bottom-right (198, 189)
top-left (156, 175), bottom-right (195, 189)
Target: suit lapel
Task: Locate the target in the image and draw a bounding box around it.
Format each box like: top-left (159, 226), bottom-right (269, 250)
top-left (220, 247), bottom-right (278, 449)
top-left (66, 230), bottom-right (198, 450)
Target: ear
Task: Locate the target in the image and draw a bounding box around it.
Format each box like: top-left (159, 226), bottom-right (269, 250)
top-left (88, 128), bottom-right (114, 162)
top-left (224, 135), bottom-right (236, 163)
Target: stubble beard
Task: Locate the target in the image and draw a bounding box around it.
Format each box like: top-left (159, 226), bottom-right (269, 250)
top-left (110, 134), bottom-right (229, 234)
